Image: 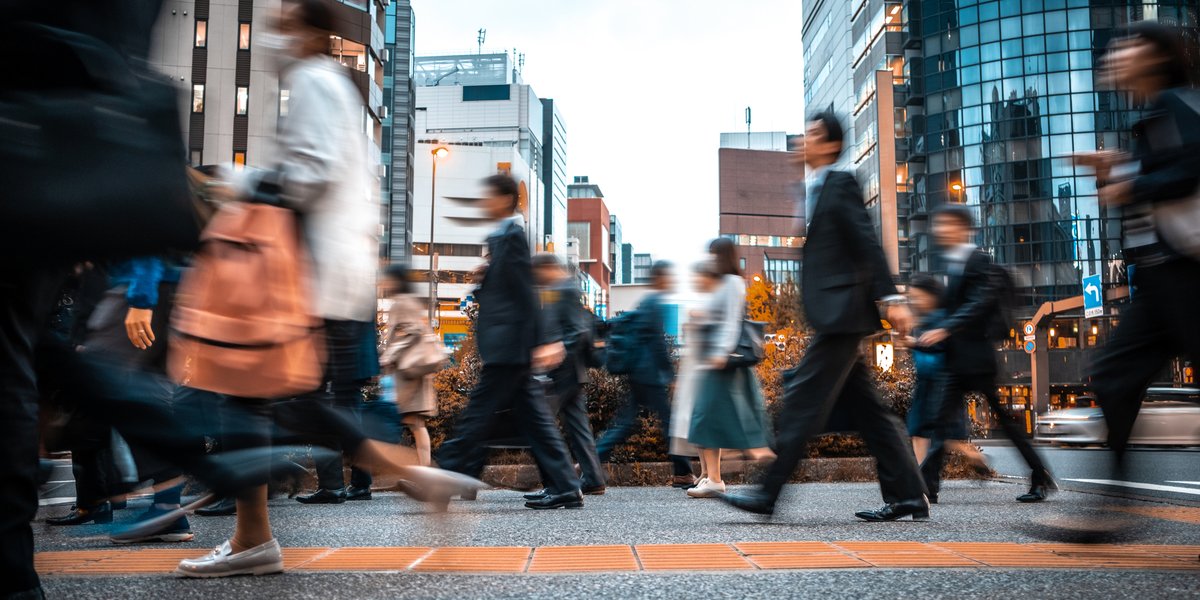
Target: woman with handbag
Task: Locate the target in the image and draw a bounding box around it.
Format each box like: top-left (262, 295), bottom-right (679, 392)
top-left (379, 264), bottom-right (446, 466)
top-left (686, 239), bottom-right (773, 499)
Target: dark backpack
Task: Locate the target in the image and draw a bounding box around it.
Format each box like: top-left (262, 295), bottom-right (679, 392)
top-left (580, 312), bottom-right (607, 369)
top-left (604, 312), bottom-right (638, 375)
top-left (987, 264), bottom-right (1018, 342)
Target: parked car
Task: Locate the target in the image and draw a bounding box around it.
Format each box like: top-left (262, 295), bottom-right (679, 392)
top-left (1034, 387), bottom-right (1200, 447)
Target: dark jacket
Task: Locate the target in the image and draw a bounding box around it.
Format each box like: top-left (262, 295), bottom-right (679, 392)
top-left (475, 218), bottom-right (539, 367)
top-left (629, 291), bottom-right (673, 387)
top-left (800, 170), bottom-right (897, 335)
top-left (539, 278), bottom-right (590, 388)
top-left (1126, 87), bottom-right (1200, 263)
top-left (940, 248), bottom-right (1000, 375)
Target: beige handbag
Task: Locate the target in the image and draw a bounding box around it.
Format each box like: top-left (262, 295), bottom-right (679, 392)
top-left (382, 318), bottom-right (448, 378)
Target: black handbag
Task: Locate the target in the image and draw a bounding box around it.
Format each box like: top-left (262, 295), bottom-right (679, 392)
top-left (725, 319), bottom-right (766, 369)
top-left (0, 23), bottom-right (200, 262)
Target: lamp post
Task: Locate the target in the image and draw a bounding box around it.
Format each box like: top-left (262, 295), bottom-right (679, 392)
top-left (428, 146), bottom-right (449, 327)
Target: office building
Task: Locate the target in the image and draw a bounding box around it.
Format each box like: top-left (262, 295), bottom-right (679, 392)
top-left (542, 98), bottom-right (569, 253)
top-left (718, 131), bottom-right (790, 151)
top-left (633, 253), bottom-right (655, 285)
top-left (609, 215), bottom-right (624, 285)
top-left (620, 242), bottom-right (635, 285)
top-left (717, 133), bottom-right (803, 283)
top-left (381, 0), bottom-right (417, 262)
top-left (567, 176), bottom-right (612, 317)
top-left (803, 0), bottom-right (857, 167)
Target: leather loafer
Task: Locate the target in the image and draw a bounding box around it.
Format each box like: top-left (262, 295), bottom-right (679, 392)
top-left (46, 503), bottom-right (113, 526)
top-left (716, 490), bottom-right (776, 516)
top-left (295, 488), bottom-right (347, 505)
top-left (523, 489), bottom-right (549, 501)
top-left (195, 497), bottom-right (237, 517)
top-left (928, 493), bottom-right (939, 505)
top-left (344, 486), bottom-right (372, 501)
top-left (525, 490), bottom-right (584, 510)
top-left (854, 497), bottom-right (930, 522)
top-left (1017, 470), bottom-right (1057, 503)
top-left (582, 485), bottom-right (606, 496)
top-left (176, 539), bottom-right (283, 578)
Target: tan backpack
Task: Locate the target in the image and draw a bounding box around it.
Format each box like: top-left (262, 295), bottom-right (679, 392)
top-left (169, 201), bottom-right (325, 398)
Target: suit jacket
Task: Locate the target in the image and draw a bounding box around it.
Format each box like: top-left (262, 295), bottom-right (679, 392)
top-left (800, 170), bottom-right (897, 335)
top-left (939, 248), bottom-right (1000, 375)
top-left (539, 278), bottom-right (590, 388)
top-left (629, 291), bottom-right (674, 387)
top-left (475, 218), bottom-right (539, 367)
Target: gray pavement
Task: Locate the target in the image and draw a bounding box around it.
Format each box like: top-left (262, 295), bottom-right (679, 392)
top-left (985, 443), bottom-right (1200, 504)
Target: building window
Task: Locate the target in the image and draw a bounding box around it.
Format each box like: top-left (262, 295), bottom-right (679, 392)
top-left (189, 150), bottom-right (202, 166)
top-left (236, 87), bottom-right (249, 115)
top-left (238, 23), bottom-right (251, 50)
top-left (194, 20), bottom-right (207, 48)
top-left (568, 222), bottom-right (591, 260)
top-left (191, 84), bottom-right (204, 113)
top-left (279, 89), bottom-right (290, 117)
top-left (233, 151), bottom-right (246, 170)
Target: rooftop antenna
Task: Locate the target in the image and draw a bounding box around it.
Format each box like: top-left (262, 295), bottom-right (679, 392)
top-left (518, 52), bottom-right (526, 74)
top-left (477, 28), bottom-right (486, 54)
top-left (745, 106), bottom-right (752, 149)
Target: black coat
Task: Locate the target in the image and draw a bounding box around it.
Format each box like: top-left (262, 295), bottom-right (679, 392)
top-left (940, 248), bottom-right (1000, 375)
top-left (539, 278), bottom-right (590, 388)
top-left (800, 170), bottom-right (897, 335)
top-left (475, 219), bottom-right (539, 367)
top-left (629, 291), bottom-right (674, 387)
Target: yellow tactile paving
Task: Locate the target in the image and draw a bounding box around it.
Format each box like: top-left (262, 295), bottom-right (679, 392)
top-left (34, 542), bottom-right (1200, 575)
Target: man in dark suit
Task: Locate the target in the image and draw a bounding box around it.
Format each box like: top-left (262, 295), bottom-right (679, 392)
top-left (595, 261), bottom-right (695, 486)
top-left (720, 112), bottom-right (928, 521)
top-left (524, 253), bottom-right (606, 497)
top-left (917, 204), bottom-right (1052, 503)
top-left (435, 174), bottom-right (584, 510)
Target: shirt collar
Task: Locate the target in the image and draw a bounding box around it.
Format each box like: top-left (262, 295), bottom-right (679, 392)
top-left (805, 164), bottom-right (831, 186)
top-left (945, 243), bottom-right (976, 263)
top-left (505, 214), bottom-right (526, 230)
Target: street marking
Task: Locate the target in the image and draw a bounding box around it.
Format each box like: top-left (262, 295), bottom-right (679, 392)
top-left (1165, 481), bottom-right (1200, 486)
top-left (1064, 479), bottom-right (1200, 496)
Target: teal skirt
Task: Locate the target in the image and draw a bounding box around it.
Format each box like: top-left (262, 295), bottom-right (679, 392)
top-left (688, 367), bottom-right (771, 450)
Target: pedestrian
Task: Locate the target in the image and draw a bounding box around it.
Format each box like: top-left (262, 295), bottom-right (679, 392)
top-left (596, 261), bottom-right (697, 488)
top-left (719, 111), bottom-right (928, 521)
top-left (434, 174), bottom-right (584, 510)
top-left (917, 204), bottom-right (1051, 504)
top-left (902, 273), bottom-right (950, 465)
top-left (666, 263), bottom-right (715, 487)
top-left (522, 254), bottom-right (607, 501)
top-left (686, 244), bottom-right (773, 499)
top-left (1066, 22), bottom-right (1200, 539)
top-left (379, 264), bottom-right (439, 467)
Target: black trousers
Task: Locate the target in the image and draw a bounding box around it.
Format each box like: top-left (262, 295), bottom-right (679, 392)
top-left (921, 371), bottom-right (1048, 495)
top-left (554, 382), bottom-right (605, 489)
top-left (1091, 258), bottom-right (1200, 461)
top-left (309, 319), bottom-right (373, 491)
top-left (0, 268), bottom-right (63, 597)
top-left (437, 365), bottom-right (580, 494)
top-left (760, 333), bottom-right (925, 504)
top-left (596, 382), bottom-right (693, 477)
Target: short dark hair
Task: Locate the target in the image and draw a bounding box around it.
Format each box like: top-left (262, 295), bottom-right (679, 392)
top-left (531, 252), bottom-right (564, 269)
top-left (293, 0), bottom-right (334, 33)
top-left (1124, 21), bottom-right (1194, 88)
top-left (650, 260), bottom-right (673, 279)
top-left (908, 273), bottom-right (944, 299)
top-left (933, 203), bottom-right (975, 228)
top-left (807, 110), bottom-right (846, 158)
top-left (384, 263), bottom-right (411, 294)
top-left (483, 174), bottom-right (520, 213)
top-left (708, 237), bottom-right (742, 277)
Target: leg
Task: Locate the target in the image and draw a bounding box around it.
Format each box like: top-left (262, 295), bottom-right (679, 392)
top-left (839, 360), bottom-right (926, 503)
top-left (225, 397), bottom-right (274, 553)
top-left (402, 414), bottom-right (432, 467)
top-left (556, 385), bottom-right (605, 488)
top-left (701, 448), bottom-right (723, 484)
top-left (976, 377), bottom-right (1046, 481)
top-left (309, 319), bottom-right (365, 491)
top-left (758, 334), bottom-right (863, 502)
top-left (436, 366), bottom-right (518, 478)
top-left (594, 390), bottom-right (642, 462)
top-left (639, 383), bottom-right (694, 477)
top-left (514, 374), bottom-right (581, 495)
top-left (920, 439), bottom-right (945, 499)
top-left (0, 268), bottom-right (63, 597)
top-left (911, 437), bottom-right (929, 464)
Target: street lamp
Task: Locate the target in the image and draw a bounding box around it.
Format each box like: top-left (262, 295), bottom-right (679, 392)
top-left (428, 146), bottom-right (449, 326)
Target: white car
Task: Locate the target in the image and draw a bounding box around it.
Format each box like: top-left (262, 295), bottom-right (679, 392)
top-left (1034, 387), bottom-right (1200, 447)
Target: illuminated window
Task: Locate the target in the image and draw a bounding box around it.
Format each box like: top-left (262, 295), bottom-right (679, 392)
top-left (191, 84), bottom-right (204, 113)
top-left (233, 151), bottom-right (246, 170)
top-left (238, 23), bottom-right (251, 50)
top-left (236, 87), bottom-right (249, 115)
top-left (279, 89), bottom-right (290, 117)
top-left (194, 20), bottom-right (207, 48)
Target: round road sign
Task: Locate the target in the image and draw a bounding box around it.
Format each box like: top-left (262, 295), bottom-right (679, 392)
top-left (1023, 340), bottom-right (1036, 354)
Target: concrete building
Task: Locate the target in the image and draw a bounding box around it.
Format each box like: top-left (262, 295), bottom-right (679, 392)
top-left (609, 215), bottom-right (624, 286)
top-left (381, 0), bottom-right (416, 262)
top-left (541, 98), bottom-right (569, 254)
top-left (633, 253), bottom-right (654, 285)
top-left (620, 242), bottom-right (635, 285)
top-left (717, 134), bottom-right (803, 284)
top-left (150, 0), bottom-right (386, 173)
top-left (802, 0), bottom-right (856, 168)
top-left (567, 176), bottom-right (612, 317)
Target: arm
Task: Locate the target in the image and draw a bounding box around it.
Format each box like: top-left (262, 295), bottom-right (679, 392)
top-left (124, 257), bottom-right (164, 309)
top-left (832, 173), bottom-right (899, 301)
top-left (709, 278), bottom-right (744, 358)
top-left (1130, 91), bottom-right (1200, 206)
top-left (275, 75), bottom-right (339, 211)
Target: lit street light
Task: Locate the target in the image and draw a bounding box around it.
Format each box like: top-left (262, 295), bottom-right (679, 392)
top-left (428, 146), bottom-right (449, 327)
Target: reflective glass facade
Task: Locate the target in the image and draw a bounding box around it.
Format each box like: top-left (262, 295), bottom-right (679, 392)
top-left (906, 0), bottom-right (1200, 308)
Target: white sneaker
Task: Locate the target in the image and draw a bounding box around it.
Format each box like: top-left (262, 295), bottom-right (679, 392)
top-left (175, 539), bottom-right (284, 578)
top-left (686, 479), bottom-right (726, 498)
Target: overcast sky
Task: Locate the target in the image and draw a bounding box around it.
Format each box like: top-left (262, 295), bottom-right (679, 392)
top-left (411, 0), bottom-right (807, 264)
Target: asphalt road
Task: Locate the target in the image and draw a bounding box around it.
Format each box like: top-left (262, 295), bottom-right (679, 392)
top-left (983, 442), bottom-right (1200, 504)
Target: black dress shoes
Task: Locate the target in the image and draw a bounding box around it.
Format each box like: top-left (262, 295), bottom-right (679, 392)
top-left (1017, 470), bottom-right (1057, 503)
top-left (296, 488), bottom-right (347, 504)
top-left (345, 486), bottom-right (372, 501)
top-left (46, 503), bottom-right (113, 526)
top-left (525, 490), bottom-right (583, 510)
top-left (928, 493), bottom-right (939, 505)
top-left (854, 497), bottom-right (930, 522)
top-left (716, 490), bottom-right (776, 516)
top-left (194, 496), bottom-right (237, 517)
top-left (582, 485), bottom-right (606, 496)
top-left (523, 489), bottom-right (549, 501)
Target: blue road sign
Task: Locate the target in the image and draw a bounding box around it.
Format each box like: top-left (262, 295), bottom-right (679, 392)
top-left (1082, 274), bottom-right (1103, 318)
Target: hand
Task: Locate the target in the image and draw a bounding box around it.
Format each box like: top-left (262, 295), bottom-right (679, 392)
top-left (708, 356), bottom-right (728, 370)
top-left (895, 335), bottom-right (917, 350)
top-left (124, 308), bottom-right (155, 350)
top-left (885, 304), bottom-right (914, 337)
top-left (1098, 179), bottom-right (1134, 207)
top-left (533, 342), bottom-right (566, 372)
top-left (917, 328), bottom-right (950, 347)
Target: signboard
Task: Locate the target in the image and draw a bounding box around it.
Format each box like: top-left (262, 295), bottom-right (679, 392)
top-left (1023, 334), bottom-right (1036, 342)
top-left (1024, 340), bottom-right (1036, 354)
top-left (1082, 274), bottom-right (1103, 319)
top-left (1023, 322), bottom-right (1035, 336)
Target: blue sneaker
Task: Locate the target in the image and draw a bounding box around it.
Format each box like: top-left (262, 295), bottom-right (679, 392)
top-left (110, 508), bottom-right (195, 544)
